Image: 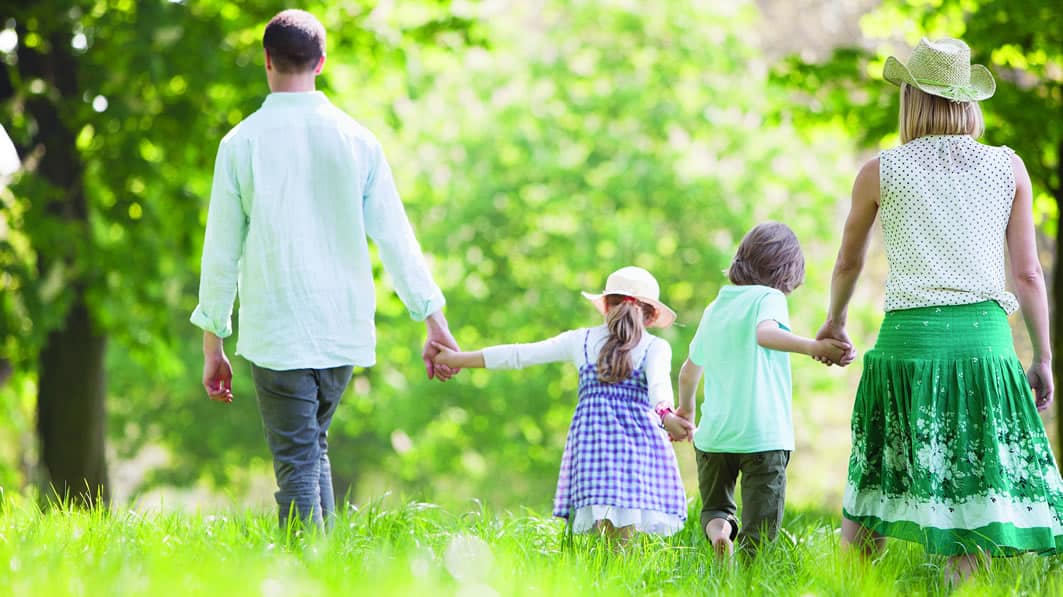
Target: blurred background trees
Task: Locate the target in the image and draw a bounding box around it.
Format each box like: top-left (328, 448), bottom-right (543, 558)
top-left (0, 0), bottom-right (481, 506)
top-left (0, 0), bottom-right (1058, 512)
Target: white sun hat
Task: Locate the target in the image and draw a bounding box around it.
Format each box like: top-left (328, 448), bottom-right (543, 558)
top-left (581, 266), bottom-right (677, 328)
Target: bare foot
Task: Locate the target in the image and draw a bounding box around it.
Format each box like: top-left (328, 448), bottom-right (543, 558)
top-left (944, 552), bottom-right (987, 587)
top-left (594, 519), bottom-right (635, 549)
top-left (705, 518), bottom-right (734, 559)
top-left (839, 518), bottom-right (884, 558)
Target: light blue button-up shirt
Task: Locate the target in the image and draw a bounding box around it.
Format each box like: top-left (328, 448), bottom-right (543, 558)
top-left (191, 91), bottom-right (445, 370)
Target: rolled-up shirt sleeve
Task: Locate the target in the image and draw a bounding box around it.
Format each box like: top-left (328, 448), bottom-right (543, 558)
top-left (482, 330), bottom-right (579, 369)
top-left (190, 137), bottom-right (247, 338)
top-left (363, 140), bottom-right (445, 321)
top-left (645, 339), bottom-right (674, 408)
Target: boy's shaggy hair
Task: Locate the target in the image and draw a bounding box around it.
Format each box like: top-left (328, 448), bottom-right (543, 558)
top-left (727, 222), bottom-right (805, 294)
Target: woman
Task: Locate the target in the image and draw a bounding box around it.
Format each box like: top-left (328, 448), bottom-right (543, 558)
top-left (819, 37), bottom-right (1063, 581)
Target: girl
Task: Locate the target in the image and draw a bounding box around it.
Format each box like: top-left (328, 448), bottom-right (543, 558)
top-left (819, 37), bottom-right (1063, 583)
top-left (433, 266), bottom-right (692, 539)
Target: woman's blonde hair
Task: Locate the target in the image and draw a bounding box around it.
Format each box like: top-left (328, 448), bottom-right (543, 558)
top-left (597, 295), bottom-right (656, 384)
top-left (899, 83), bottom-right (985, 143)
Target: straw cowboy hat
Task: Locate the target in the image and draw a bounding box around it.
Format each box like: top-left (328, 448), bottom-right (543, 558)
top-left (581, 266), bottom-right (677, 328)
top-left (883, 37), bottom-right (995, 102)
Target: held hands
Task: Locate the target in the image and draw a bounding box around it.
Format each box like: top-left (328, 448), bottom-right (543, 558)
top-left (663, 409), bottom-right (695, 442)
top-left (1027, 360), bottom-right (1054, 412)
top-left (811, 338), bottom-right (852, 366)
top-left (423, 312), bottom-right (461, 382)
top-left (430, 341), bottom-right (461, 369)
top-left (813, 320), bottom-right (857, 367)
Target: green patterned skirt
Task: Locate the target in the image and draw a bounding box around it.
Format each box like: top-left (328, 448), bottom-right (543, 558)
top-left (843, 301), bottom-right (1063, 556)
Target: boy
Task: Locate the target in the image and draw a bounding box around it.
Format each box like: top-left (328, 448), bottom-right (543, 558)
top-left (676, 222), bottom-right (848, 555)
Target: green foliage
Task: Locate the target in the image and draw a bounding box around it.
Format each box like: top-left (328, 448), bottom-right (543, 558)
top-left (1, 0), bottom-right (863, 505)
top-left (331, 0), bottom-right (855, 505)
top-left (1, 499), bottom-right (1062, 595)
top-left (0, 1), bottom-right (479, 491)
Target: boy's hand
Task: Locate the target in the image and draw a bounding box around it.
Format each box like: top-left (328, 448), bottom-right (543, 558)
top-left (810, 338), bottom-right (852, 366)
top-left (815, 321), bottom-right (856, 366)
top-left (663, 412), bottom-right (695, 442)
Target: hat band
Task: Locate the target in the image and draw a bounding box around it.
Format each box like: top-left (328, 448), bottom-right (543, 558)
top-left (913, 77), bottom-right (978, 101)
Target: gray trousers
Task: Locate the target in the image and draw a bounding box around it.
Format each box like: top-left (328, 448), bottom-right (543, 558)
top-left (696, 448), bottom-right (791, 548)
top-left (251, 364), bottom-right (354, 530)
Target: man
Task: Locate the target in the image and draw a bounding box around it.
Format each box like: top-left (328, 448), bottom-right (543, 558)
top-left (191, 9), bottom-right (459, 530)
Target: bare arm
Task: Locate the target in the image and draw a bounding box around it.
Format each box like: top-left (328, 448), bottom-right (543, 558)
top-left (818, 157), bottom-right (880, 364)
top-left (757, 321), bottom-right (850, 362)
top-left (677, 358), bottom-right (703, 420)
top-left (1006, 153), bottom-right (1053, 411)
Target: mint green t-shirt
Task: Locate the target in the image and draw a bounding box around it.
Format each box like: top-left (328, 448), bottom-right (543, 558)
top-left (689, 285), bottom-right (794, 453)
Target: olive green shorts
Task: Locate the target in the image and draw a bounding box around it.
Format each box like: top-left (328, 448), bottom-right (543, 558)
top-left (696, 448), bottom-right (791, 547)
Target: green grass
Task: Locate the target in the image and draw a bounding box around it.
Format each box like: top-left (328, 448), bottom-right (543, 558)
top-left (1, 495), bottom-right (1061, 596)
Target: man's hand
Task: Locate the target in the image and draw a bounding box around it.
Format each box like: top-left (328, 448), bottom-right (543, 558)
top-left (423, 311), bottom-right (460, 381)
top-left (202, 333), bottom-right (234, 403)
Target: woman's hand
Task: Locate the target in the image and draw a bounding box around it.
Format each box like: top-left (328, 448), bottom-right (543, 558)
top-left (1027, 360), bottom-right (1054, 412)
top-left (663, 411), bottom-right (695, 442)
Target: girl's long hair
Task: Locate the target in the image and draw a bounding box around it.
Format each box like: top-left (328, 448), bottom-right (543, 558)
top-left (597, 295), bottom-right (656, 384)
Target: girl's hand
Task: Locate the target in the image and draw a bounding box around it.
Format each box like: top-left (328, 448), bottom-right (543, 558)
top-left (430, 342), bottom-right (460, 368)
top-left (810, 338), bottom-right (852, 366)
top-left (663, 412), bottom-right (695, 442)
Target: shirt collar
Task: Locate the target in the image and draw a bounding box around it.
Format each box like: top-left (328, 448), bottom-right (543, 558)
top-left (262, 91), bottom-right (330, 108)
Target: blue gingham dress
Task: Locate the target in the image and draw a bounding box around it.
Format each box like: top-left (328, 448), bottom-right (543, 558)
top-left (553, 330), bottom-right (687, 529)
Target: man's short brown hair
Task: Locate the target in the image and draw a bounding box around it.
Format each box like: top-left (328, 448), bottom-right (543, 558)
top-left (727, 222), bottom-right (805, 294)
top-left (263, 9), bottom-right (326, 74)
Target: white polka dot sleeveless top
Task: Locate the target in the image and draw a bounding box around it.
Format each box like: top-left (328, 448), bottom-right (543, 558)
top-left (880, 134), bottom-right (1018, 314)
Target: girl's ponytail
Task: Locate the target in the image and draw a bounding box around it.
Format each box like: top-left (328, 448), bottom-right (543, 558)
top-left (597, 295), bottom-right (655, 384)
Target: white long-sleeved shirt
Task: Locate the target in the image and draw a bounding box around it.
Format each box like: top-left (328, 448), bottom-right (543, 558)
top-left (190, 91), bottom-right (445, 370)
top-left (481, 325), bottom-right (674, 406)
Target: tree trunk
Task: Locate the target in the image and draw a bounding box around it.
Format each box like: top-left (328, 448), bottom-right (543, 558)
top-left (18, 24), bottom-right (111, 507)
top-left (37, 292), bottom-right (109, 506)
